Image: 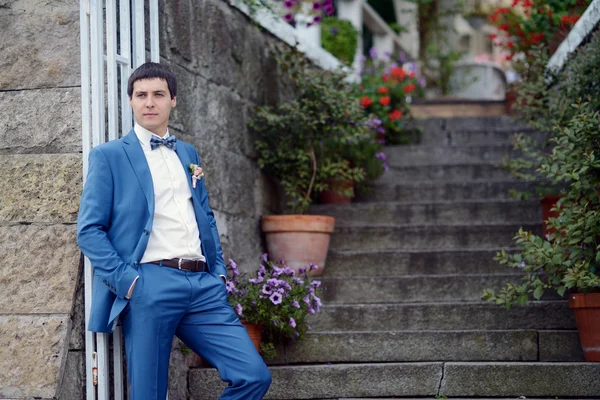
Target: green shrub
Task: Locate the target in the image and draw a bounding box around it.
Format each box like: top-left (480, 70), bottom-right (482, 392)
top-left (321, 17), bottom-right (359, 65)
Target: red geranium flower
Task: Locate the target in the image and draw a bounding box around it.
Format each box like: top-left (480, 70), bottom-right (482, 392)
top-left (532, 32), bottom-right (545, 43)
top-left (403, 83), bottom-right (416, 94)
top-left (379, 96), bottom-right (391, 106)
top-left (408, 72), bottom-right (416, 78)
top-left (389, 109), bottom-right (402, 121)
top-left (489, 33), bottom-right (497, 40)
top-left (390, 67), bottom-right (406, 80)
top-left (360, 96), bottom-right (373, 108)
top-left (382, 74), bottom-right (390, 82)
top-left (377, 86), bottom-right (389, 94)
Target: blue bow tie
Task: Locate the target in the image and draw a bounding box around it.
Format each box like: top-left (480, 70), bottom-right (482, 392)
top-left (150, 135), bottom-right (177, 151)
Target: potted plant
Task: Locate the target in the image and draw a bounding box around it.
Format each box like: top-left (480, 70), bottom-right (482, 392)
top-left (483, 102), bottom-right (600, 361)
top-left (225, 256), bottom-right (323, 359)
top-left (250, 45), bottom-right (379, 274)
top-left (356, 50), bottom-right (423, 145)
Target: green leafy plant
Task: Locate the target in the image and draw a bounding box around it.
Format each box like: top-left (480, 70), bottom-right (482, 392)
top-left (251, 45), bottom-right (389, 212)
top-left (321, 17), bottom-right (358, 65)
top-left (483, 102), bottom-right (600, 309)
top-left (226, 256), bottom-right (322, 359)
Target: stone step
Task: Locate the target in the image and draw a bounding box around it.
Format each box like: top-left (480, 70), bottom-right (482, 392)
top-left (189, 362), bottom-right (600, 399)
top-left (325, 249), bottom-right (511, 276)
top-left (358, 180), bottom-right (539, 202)
top-left (418, 127), bottom-right (546, 146)
top-left (384, 144), bottom-right (516, 166)
top-left (319, 274), bottom-right (522, 303)
top-left (282, 330), bottom-right (583, 363)
top-left (330, 224), bottom-right (540, 251)
top-left (311, 301), bottom-right (575, 331)
top-left (414, 115), bottom-right (531, 133)
top-left (379, 163), bottom-right (512, 182)
top-left (311, 200), bottom-right (540, 226)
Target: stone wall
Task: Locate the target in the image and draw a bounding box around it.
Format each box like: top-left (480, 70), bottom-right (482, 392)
top-left (0, 0), bottom-right (83, 399)
top-left (0, 0), bottom-right (292, 398)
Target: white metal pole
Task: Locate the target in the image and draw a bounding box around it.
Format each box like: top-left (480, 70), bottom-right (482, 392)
top-left (150, 0), bottom-right (160, 62)
top-left (106, 0), bottom-right (119, 141)
top-left (133, 0), bottom-right (145, 68)
top-left (120, 0), bottom-right (133, 134)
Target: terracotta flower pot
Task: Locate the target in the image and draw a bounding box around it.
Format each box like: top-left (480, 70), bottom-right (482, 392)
top-left (242, 321), bottom-right (262, 353)
top-left (261, 215), bottom-right (335, 276)
top-left (320, 178), bottom-right (353, 204)
top-left (540, 194), bottom-right (562, 238)
top-left (569, 293), bottom-right (600, 362)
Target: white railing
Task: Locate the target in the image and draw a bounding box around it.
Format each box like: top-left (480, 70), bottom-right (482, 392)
top-left (80, 0), bottom-right (160, 398)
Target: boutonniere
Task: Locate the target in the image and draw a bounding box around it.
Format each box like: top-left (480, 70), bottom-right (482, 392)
top-left (188, 163), bottom-right (204, 188)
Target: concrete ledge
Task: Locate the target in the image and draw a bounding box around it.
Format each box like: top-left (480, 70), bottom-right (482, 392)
top-left (190, 362), bottom-right (443, 399)
top-left (326, 249), bottom-right (510, 276)
top-left (311, 200), bottom-right (540, 226)
top-left (312, 301), bottom-right (575, 331)
top-left (319, 274), bottom-right (521, 303)
top-left (440, 362), bottom-right (600, 397)
top-left (412, 102), bottom-right (506, 118)
top-left (330, 224), bottom-right (541, 251)
top-left (285, 331), bottom-right (538, 363)
top-left (539, 330), bottom-right (584, 361)
top-left (380, 163), bottom-right (513, 182)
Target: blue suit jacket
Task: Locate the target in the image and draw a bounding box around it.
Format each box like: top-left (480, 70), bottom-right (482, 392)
top-left (77, 130), bottom-right (227, 333)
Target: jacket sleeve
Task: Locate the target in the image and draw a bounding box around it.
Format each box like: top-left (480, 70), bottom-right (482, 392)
top-left (77, 147), bottom-right (139, 299)
top-left (193, 150), bottom-right (228, 278)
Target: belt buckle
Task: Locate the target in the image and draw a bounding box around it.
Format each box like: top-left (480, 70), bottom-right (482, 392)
top-left (178, 258), bottom-right (183, 270)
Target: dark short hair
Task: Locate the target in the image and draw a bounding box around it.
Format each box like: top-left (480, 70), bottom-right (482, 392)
top-left (127, 62), bottom-right (177, 99)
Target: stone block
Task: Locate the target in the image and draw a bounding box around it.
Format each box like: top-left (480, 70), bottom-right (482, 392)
top-left (440, 362), bottom-right (600, 397)
top-left (56, 350), bottom-right (84, 400)
top-left (0, 224), bottom-right (80, 314)
top-left (161, 0), bottom-right (273, 104)
top-left (0, 154), bottom-right (82, 223)
top-left (0, 88), bottom-right (82, 155)
top-left (539, 330), bottom-right (584, 361)
top-left (68, 265), bottom-right (85, 350)
top-left (168, 339), bottom-right (190, 400)
top-left (213, 210), bottom-right (264, 275)
top-left (0, 315), bottom-right (69, 398)
top-left (190, 362), bottom-right (443, 399)
top-left (0, 9), bottom-right (80, 90)
top-left (171, 75), bottom-right (255, 158)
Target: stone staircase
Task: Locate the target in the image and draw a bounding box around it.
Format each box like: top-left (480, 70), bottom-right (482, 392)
top-left (190, 116), bottom-right (600, 399)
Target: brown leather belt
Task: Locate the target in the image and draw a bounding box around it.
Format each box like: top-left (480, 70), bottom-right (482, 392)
top-left (150, 258), bottom-right (208, 272)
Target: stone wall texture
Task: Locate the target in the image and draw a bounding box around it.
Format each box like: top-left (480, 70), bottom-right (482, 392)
top-left (0, 0), bottom-right (289, 397)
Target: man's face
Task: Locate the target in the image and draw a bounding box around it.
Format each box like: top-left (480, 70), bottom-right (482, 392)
top-left (129, 78), bottom-right (176, 136)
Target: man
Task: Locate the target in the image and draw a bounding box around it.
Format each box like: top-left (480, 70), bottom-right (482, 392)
top-left (77, 62), bottom-right (271, 400)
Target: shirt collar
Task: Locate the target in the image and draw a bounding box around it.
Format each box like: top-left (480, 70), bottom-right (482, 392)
top-left (134, 123), bottom-right (170, 149)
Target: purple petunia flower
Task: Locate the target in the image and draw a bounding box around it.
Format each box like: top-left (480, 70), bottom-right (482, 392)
top-left (311, 280), bottom-right (321, 288)
top-left (270, 292), bottom-right (283, 305)
top-left (284, 0), bottom-right (294, 8)
top-left (309, 263), bottom-right (319, 272)
top-left (234, 304), bottom-right (243, 317)
top-left (249, 276), bottom-right (263, 284)
top-left (294, 277), bottom-right (304, 285)
top-left (308, 306), bottom-right (315, 314)
top-left (312, 1), bottom-right (321, 10)
top-left (292, 299), bottom-right (300, 308)
top-left (261, 253), bottom-right (268, 263)
top-left (518, 261), bottom-right (526, 269)
top-left (284, 13), bottom-right (294, 23)
top-left (289, 317), bottom-right (297, 328)
top-left (358, 55), bottom-right (367, 63)
top-left (226, 281), bottom-right (236, 294)
top-left (298, 267), bottom-right (306, 275)
top-left (331, 27), bottom-right (338, 36)
top-left (262, 284), bottom-right (273, 295)
top-left (375, 152), bottom-right (387, 161)
top-left (369, 47), bottom-right (377, 60)
top-left (397, 51), bottom-right (407, 64)
top-left (323, 4), bottom-right (334, 15)
top-left (303, 296), bottom-right (311, 305)
top-left (313, 295), bottom-right (322, 307)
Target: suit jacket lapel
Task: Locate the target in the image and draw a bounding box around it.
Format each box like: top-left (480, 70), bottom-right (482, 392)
top-left (122, 130), bottom-right (155, 213)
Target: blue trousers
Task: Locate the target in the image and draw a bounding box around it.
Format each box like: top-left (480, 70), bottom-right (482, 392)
top-left (121, 263), bottom-right (271, 400)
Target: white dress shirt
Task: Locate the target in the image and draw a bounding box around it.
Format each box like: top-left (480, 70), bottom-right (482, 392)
top-left (135, 124), bottom-right (206, 263)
